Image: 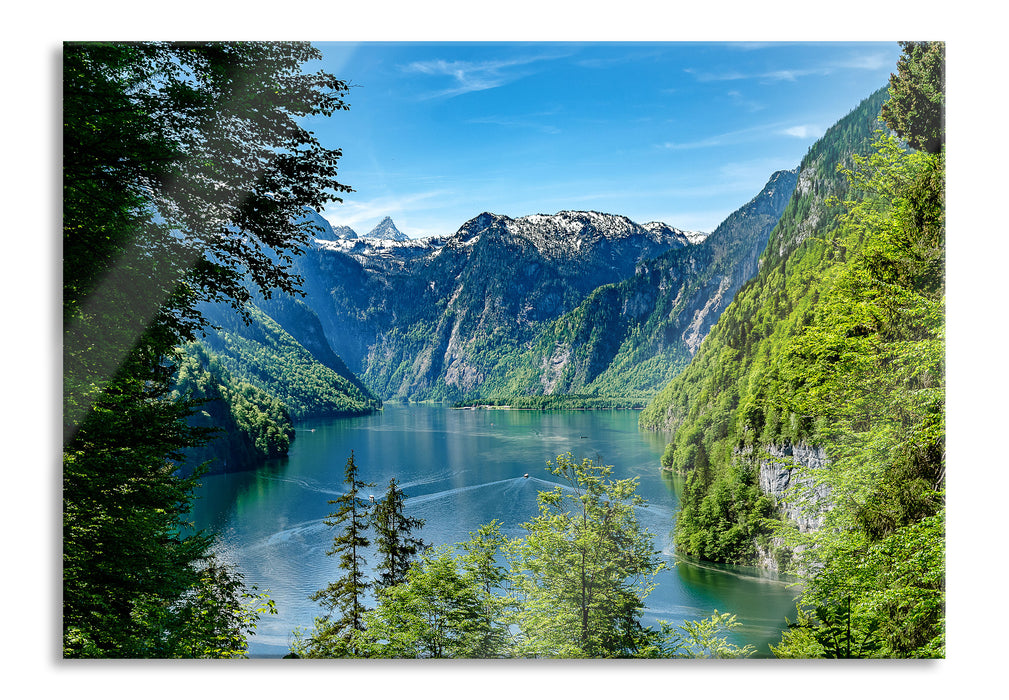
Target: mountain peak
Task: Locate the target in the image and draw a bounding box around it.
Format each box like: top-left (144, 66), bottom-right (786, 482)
top-left (364, 216), bottom-right (410, 242)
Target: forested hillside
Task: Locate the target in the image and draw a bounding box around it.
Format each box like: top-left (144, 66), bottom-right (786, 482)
top-left (640, 41), bottom-right (945, 658)
top-left (172, 342), bottom-right (296, 473)
top-left (197, 299), bottom-right (382, 420)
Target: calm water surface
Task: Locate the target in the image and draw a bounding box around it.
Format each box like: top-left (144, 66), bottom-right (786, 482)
top-left (190, 404), bottom-right (798, 657)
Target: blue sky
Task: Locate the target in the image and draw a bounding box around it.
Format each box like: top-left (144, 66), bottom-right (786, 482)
top-left (302, 42), bottom-right (902, 239)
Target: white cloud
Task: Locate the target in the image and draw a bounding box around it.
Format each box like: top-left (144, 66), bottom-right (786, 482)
top-left (689, 66), bottom-right (827, 83)
top-left (780, 124), bottom-right (821, 139)
top-left (658, 121), bottom-right (774, 150)
top-left (401, 54), bottom-right (564, 99)
top-left (323, 189), bottom-right (454, 232)
top-left (659, 119), bottom-right (824, 151)
top-left (686, 48), bottom-right (894, 85)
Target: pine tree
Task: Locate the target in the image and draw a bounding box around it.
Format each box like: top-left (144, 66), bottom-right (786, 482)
top-left (307, 451), bottom-right (376, 655)
top-left (372, 477), bottom-right (426, 590)
top-left (880, 41), bottom-right (945, 154)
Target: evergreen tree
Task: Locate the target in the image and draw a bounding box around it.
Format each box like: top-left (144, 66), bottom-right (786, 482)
top-left (306, 451), bottom-right (376, 656)
top-left (880, 41), bottom-right (945, 154)
top-left (372, 477), bottom-right (426, 590)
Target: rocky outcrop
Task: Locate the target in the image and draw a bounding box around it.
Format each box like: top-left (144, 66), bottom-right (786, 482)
top-left (753, 441), bottom-right (831, 572)
top-left (758, 441), bottom-right (831, 533)
top-left (363, 216), bottom-right (410, 241)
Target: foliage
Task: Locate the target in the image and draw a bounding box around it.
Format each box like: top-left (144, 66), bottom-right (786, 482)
top-left (641, 611), bottom-right (756, 659)
top-left (356, 532), bottom-right (512, 659)
top-left (771, 135), bottom-right (945, 658)
top-left (62, 353), bottom-right (278, 657)
top-left (303, 452), bottom-right (376, 657)
top-left (173, 342), bottom-right (295, 471)
top-left (63, 41), bottom-right (348, 656)
top-left (372, 477), bottom-right (427, 590)
top-left (505, 454), bottom-right (664, 658)
top-left (880, 41), bottom-right (945, 153)
top-left (154, 563), bottom-right (278, 659)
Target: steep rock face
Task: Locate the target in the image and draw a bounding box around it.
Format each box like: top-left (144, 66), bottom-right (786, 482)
top-left (363, 216), bottom-right (410, 241)
top-left (752, 442), bottom-right (832, 572)
top-left (485, 168), bottom-right (798, 399)
top-left (331, 224), bottom-right (358, 239)
top-left (294, 209), bottom-right (695, 401)
top-left (295, 207), bottom-right (338, 240)
top-left (758, 442), bottom-right (831, 533)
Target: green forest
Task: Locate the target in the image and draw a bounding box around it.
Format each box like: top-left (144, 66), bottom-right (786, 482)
top-left (640, 42), bottom-right (945, 657)
top-left (196, 301), bottom-right (381, 420)
top-left (63, 42), bottom-right (353, 656)
top-left (62, 40), bottom-right (944, 659)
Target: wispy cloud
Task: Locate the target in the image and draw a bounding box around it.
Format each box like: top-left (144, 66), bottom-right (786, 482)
top-left (727, 89), bottom-right (764, 113)
top-left (658, 121), bottom-right (772, 150)
top-left (658, 119), bottom-right (823, 151)
top-left (686, 66), bottom-right (826, 83)
top-left (467, 112), bottom-right (561, 134)
top-left (779, 124), bottom-right (821, 139)
top-left (401, 54), bottom-right (562, 99)
top-left (685, 49), bottom-right (894, 84)
top-left (324, 189), bottom-right (455, 232)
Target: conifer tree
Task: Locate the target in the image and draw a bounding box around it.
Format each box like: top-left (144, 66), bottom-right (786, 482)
top-left (880, 41), bottom-right (945, 154)
top-left (372, 477), bottom-right (426, 590)
top-left (307, 451), bottom-right (375, 655)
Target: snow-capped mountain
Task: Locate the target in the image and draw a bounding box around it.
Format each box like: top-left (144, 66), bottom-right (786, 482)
top-left (443, 210), bottom-right (695, 261)
top-left (362, 216), bottom-right (410, 241)
top-left (281, 166), bottom-right (797, 403)
top-left (293, 207), bottom-right (737, 400)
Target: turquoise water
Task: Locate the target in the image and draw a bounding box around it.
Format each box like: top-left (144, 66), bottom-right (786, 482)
top-left (190, 404), bottom-right (798, 657)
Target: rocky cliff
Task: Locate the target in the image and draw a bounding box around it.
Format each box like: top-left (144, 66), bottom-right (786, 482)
top-left (484, 168), bottom-right (798, 399)
top-left (292, 209), bottom-right (698, 401)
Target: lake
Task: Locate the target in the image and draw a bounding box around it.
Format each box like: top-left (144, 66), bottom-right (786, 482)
top-left (190, 404), bottom-right (799, 657)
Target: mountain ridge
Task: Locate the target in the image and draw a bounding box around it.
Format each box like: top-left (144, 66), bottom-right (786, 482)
top-left (294, 208), bottom-right (712, 401)
top-left (479, 168), bottom-right (798, 399)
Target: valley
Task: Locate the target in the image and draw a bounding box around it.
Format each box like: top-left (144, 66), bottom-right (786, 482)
top-left (63, 40), bottom-right (945, 661)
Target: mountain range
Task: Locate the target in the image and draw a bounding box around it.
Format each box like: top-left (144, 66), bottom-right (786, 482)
top-left (188, 165), bottom-right (798, 424)
top-left (288, 207), bottom-right (758, 402)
